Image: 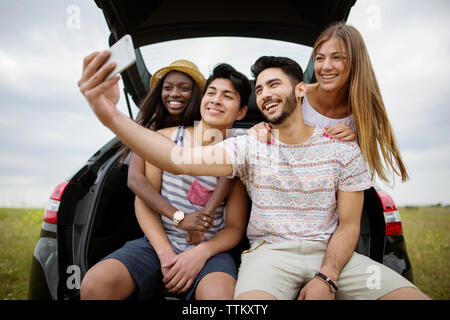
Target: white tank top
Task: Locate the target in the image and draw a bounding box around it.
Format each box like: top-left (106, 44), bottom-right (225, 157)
top-left (302, 94), bottom-right (355, 132)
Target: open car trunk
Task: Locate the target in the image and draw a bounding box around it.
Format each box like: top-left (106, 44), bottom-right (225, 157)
top-left (45, 0), bottom-right (417, 300)
top-left (60, 0), bottom-right (388, 300)
top-left (94, 0), bottom-right (356, 111)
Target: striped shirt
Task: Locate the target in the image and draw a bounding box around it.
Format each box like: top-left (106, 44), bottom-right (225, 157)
top-left (217, 126), bottom-right (372, 246)
top-left (160, 126), bottom-right (225, 253)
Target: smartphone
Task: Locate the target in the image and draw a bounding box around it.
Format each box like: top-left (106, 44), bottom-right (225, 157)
top-left (105, 34), bottom-right (136, 80)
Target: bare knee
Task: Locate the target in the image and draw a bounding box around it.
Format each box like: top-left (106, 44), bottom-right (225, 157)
top-left (80, 259), bottom-right (136, 300)
top-left (235, 290), bottom-right (277, 300)
top-left (378, 286), bottom-right (431, 300)
top-left (80, 269), bottom-right (105, 300)
top-left (195, 272), bottom-right (236, 300)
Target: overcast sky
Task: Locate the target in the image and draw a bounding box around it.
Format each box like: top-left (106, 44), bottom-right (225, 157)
top-left (0, 0), bottom-right (449, 207)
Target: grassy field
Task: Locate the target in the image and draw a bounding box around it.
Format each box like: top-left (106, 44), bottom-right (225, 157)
top-left (0, 206), bottom-right (448, 300)
top-left (0, 208), bottom-right (43, 300)
top-left (400, 205), bottom-right (449, 300)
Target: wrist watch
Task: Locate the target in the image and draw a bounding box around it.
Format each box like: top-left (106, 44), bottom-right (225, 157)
top-left (172, 210), bottom-right (185, 227)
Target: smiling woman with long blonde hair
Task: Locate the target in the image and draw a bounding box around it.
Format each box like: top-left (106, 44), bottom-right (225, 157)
top-left (309, 22), bottom-right (409, 183)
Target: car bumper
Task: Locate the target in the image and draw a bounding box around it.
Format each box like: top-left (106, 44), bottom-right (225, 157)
top-left (28, 222), bottom-right (59, 300)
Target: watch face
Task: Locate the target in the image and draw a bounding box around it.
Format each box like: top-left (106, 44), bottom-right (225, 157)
top-left (174, 211), bottom-right (184, 221)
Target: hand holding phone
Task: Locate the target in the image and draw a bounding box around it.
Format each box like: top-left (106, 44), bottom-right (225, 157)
top-left (104, 34), bottom-right (136, 80)
top-left (79, 35), bottom-right (136, 126)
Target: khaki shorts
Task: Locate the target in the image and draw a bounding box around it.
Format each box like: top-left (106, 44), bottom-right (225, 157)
top-left (234, 241), bottom-right (416, 300)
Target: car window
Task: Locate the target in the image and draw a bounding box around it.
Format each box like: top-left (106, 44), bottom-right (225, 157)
top-left (140, 36), bottom-right (313, 79)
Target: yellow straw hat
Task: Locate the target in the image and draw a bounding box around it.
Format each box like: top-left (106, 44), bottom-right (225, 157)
top-left (150, 59), bottom-right (206, 93)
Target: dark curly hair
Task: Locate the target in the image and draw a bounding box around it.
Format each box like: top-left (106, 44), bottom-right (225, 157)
top-left (251, 56), bottom-right (303, 85)
top-left (205, 63), bottom-right (251, 108)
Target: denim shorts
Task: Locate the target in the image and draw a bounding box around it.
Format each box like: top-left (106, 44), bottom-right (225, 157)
top-left (103, 237), bottom-right (237, 300)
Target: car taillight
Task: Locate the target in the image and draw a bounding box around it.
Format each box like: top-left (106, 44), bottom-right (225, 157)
top-left (44, 181), bottom-right (69, 224)
top-left (376, 190), bottom-right (403, 236)
top-left (384, 211), bottom-right (403, 236)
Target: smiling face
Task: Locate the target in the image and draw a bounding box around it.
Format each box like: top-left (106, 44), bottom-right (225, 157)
top-left (254, 67), bottom-right (297, 125)
top-left (314, 37), bottom-right (349, 92)
top-left (200, 78), bottom-right (247, 129)
top-left (161, 71), bottom-right (194, 116)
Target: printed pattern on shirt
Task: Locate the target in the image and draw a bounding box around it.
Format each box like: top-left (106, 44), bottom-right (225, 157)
top-left (217, 126), bottom-right (372, 246)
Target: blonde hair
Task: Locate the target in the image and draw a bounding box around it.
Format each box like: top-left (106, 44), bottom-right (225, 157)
top-left (313, 22), bottom-right (409, 183)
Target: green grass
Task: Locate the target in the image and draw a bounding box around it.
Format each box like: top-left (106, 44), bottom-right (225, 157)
top-left (0, 206), bottom-right (448, 300)
top-left (0, 208), bottom-right (43, 300)
top-left (399, 205), bottom-right (449, 300)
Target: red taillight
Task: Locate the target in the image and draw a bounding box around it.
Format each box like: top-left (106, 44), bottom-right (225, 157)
top-left (376, 190), bottom-right (403, 236)
top-left (385, 221), bottom-right (403, 236)
top-left (44, 181), bottom-right (69, 224)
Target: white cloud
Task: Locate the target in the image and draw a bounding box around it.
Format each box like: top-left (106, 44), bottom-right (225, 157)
top-left (0, 1), bottom-right (122, 207)
top-left (0, 29), bottom-right (109, 101)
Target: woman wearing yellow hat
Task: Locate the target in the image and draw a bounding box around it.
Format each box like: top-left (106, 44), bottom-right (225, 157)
top-left (144, 59), bottom-right (206, 130)
top-left (121, 60), bottom-right (219, 238)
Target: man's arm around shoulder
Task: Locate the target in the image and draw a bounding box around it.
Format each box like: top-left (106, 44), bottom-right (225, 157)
top-left (108, 112), bottom-right (233, 176)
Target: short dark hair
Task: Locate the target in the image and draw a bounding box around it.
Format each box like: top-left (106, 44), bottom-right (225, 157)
top-left (205, 63), bottom-right (251, 108)
top-left (251, 56), bottom-right (304, 85)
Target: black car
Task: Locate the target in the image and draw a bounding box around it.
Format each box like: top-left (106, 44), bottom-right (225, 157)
top-left (28, 0), bottom-right (413, 300)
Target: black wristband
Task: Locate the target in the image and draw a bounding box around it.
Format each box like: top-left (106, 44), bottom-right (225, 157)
top-left (314, 272), bottom-right (338, 293)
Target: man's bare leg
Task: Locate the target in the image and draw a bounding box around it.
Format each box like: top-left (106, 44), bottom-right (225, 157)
top-left (378, 287), bottom-right (431, 300)
top-left (80, 258), bottom-right (136, 300)
top-left (235, 290), bottom-right (277, 300)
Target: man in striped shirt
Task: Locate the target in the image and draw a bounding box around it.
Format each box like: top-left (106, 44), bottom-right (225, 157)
top-left (80, 63), bottom-right (250, 300)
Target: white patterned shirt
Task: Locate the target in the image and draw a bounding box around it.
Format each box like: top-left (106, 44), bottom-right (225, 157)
top-left (217, 126), bottom-right (372, 246)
